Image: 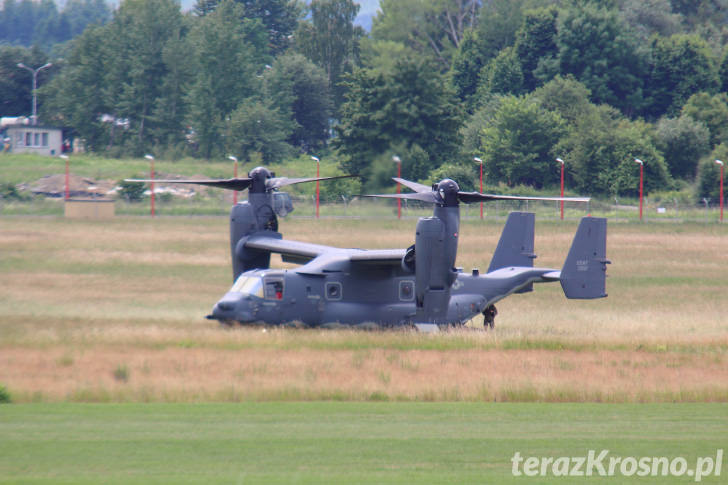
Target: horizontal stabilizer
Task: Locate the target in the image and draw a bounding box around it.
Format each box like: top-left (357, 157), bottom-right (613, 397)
top-left (560, 217), bottom-right (610, 299)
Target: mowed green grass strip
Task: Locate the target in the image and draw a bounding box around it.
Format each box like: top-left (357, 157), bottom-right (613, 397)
top-left (0, 402), bottom-right (725, 484)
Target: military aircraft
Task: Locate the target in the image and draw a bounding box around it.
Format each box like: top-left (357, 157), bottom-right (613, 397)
top-left (129, 170), bottom-right (609, 330)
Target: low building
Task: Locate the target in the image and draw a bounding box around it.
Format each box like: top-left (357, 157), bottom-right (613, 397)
top-left (2, 124), bottom-right (63, 156)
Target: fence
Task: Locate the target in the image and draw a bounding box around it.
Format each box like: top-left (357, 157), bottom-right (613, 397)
top-left (2, 191), bottom-right (726, 223)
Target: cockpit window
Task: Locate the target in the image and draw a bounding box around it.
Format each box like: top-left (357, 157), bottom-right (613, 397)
top-left (230, 276), bottom-right (263, 297)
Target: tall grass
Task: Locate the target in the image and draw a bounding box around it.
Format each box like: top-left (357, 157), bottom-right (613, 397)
top-left (1, 216), bottom-right (727, 403)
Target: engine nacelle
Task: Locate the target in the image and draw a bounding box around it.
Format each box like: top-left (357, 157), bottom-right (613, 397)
top-left (230, 202), bottom-right (270, 280)
top-left (414, 216), bottom-right (454, 322)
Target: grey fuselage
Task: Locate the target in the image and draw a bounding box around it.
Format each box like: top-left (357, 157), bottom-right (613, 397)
top-left (210, 263), bottom-right (554, 327)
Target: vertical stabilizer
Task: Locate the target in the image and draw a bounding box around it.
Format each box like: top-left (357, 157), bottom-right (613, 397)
top-left (560, 217), bottom-right (609, 299)
top-left (488, 212), bottom-right (536, 269)
top-left (487, 212), bottom-right (537, 293)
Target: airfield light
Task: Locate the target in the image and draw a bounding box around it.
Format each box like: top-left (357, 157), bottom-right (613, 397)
top-left (556, 158), bottom-right (565, 220)
top-left (228, 155), bottom-right (238, 204)
top-left (145, 154), bottom-right (155, 217)
top-left (17, 62), bottom-right (52, 125)
top-left (393, 155), bottom-right (402, 219)
top-left (634, 159), bottom-right (644, 221)
top-left (716, 160), bottom-right (724, 223)
top-left (60, 154), bottom-right (70, 200)
top-left (474, 157), bottom-right (484, 219)
top-left (311, 156), bottom-right (320, 218)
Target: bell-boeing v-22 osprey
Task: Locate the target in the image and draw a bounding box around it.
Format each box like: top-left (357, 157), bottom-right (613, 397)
top-left (128, 170), bottom-right (609, 330)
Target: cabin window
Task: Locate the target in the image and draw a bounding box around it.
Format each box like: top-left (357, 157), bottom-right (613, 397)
top-left (230, 275), bottom-right (263, 298)
top-left (25, 132), bottom-right (32, 146)
top-left (264, 277), bottom-right (284, 300)
top-left (399, 280), bottom-right (414, 301)
top-left (325, 282), bottom-right (342, 301)
top-left (42, 133), bottom-right (48, 146)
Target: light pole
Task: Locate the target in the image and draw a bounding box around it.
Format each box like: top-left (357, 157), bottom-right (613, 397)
top-left (17, 62), bottom-right (52, 125)
top-left (60, 154), bottom-right (69, 200)
top-left (311, 156), bottom-right (320, 218)
top-left (634, 158), bottom-right (644, 221)
top-left (145, 154), bottom-right (155, 217)
top-left (716, 159), bottom-right (724, 223)
top-left (556, 158), bottom-right (565, 220)
top-left (393, 155), bottom-right (402, 219)
top-left (474, 157), bottom-right (483, 219)
top-left (228, 155), bottom-right (238, 204)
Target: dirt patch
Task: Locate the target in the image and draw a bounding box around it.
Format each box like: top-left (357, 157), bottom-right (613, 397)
top-left (17, 172), bottom-right (215, 199)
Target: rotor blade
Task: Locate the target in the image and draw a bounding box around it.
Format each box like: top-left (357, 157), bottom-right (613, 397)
top-left (124, 178), bottom-right (253, 191)
top-left (266, 174), bottom-right (357, 190)
top-left (457, 191), bottom-right (591, 204)
top-left (392, 177), bottom-right (432, 194)
top-left (362, 192), bottom-right (440, 204)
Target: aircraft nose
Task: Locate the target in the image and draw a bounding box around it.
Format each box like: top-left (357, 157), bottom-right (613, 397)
top-left (207, 293), bottom-right (254, 322)
top-left (216, 300), bottom-right (235, 312)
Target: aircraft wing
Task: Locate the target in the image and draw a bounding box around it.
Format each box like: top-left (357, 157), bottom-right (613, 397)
top-left (349, 249), bottom-right (406, 265)
top-left (243, 234), bottom-right (405, 271)
top-left (244, 235), bottom-right (336, 264)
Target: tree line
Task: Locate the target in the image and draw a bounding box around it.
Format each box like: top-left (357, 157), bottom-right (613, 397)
top-left (0, 0), bottom-right (110, 51)
top-left (3, 0), bottom-right (728, 201)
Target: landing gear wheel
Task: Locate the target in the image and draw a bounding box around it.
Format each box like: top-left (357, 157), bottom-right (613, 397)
top-left (483, 305), bottom-right (497, 330)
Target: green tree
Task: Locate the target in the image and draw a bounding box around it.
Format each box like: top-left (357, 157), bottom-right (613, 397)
top-left (556, 1), bottom-right (647, 115)
top-left (264, 53), bottom-right (332, 151)
top-left (645, 34), bottom-right (719, 118)
top-left (719, 47), bottom-right (728, 94)
top-left (194, 0), bottom-right (302, 54)
top-left (0, 0), bottom-right (110, 48)
top-left (696, 144), bottom-right (727, 202)
top-left (427, 162), bottom-right (478, 191)
top-left (557, 108), bottom-right (672, 195)
top-left (359, 38), bottom-right (416, 75)
top-left (459, 95), bottom-right (507, 160)
top-left (42, 25), bottom-right (112, 150)
top-left (473, 0), bottom-right (526, 62)
top-left (105, 0), bottom-right (185, 153)
top-left (514, 6), bottom-right (559, 91)
top-left (476, 47), bottom-right (524, 98)
top-left (225, 98), bottom-right (293, 163)
top-left (0, 45), bottom-right (50, 117)
top-left (66, 0), bottom-right (111, 36)
top-left (187, 0), bottom-right (268, 158)
top-left (618, 0), bottom-right (682, 39)
top-left (530, 75), bottom-right (594, 126)
top-left (449, 29), bottom-right (485, 107)
top-left (295, 0), bottom-right (364, 111)
top-left (478, 96), bottom-right (567, 188)
top-left (681, 92), bottom-right (728, 148)
top-left (149, 26), bottom-right (193, 149)
top-left (654, 115), bottom-right (711, 180)
top-left (335, 58), bottom-right (462, 180)
top-left (371, 0), bottom-right (480, 70)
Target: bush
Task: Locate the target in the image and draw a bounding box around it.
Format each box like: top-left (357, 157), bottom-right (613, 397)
top-left (113, 364), bottom-right (129, 382)
top-left (0, 183), bottom-right (32, 201)
top-left (0, 384), bottom-right (12, 403)
top-left (117, 180), bottom-right (146, 202)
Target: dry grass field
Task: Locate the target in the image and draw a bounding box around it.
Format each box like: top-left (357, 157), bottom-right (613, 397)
top-left (1, 215), bottom-right (727, 403)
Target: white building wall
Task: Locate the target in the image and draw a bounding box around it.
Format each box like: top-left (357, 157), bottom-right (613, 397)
top-left (7, 126), bottom-right (63, 156)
